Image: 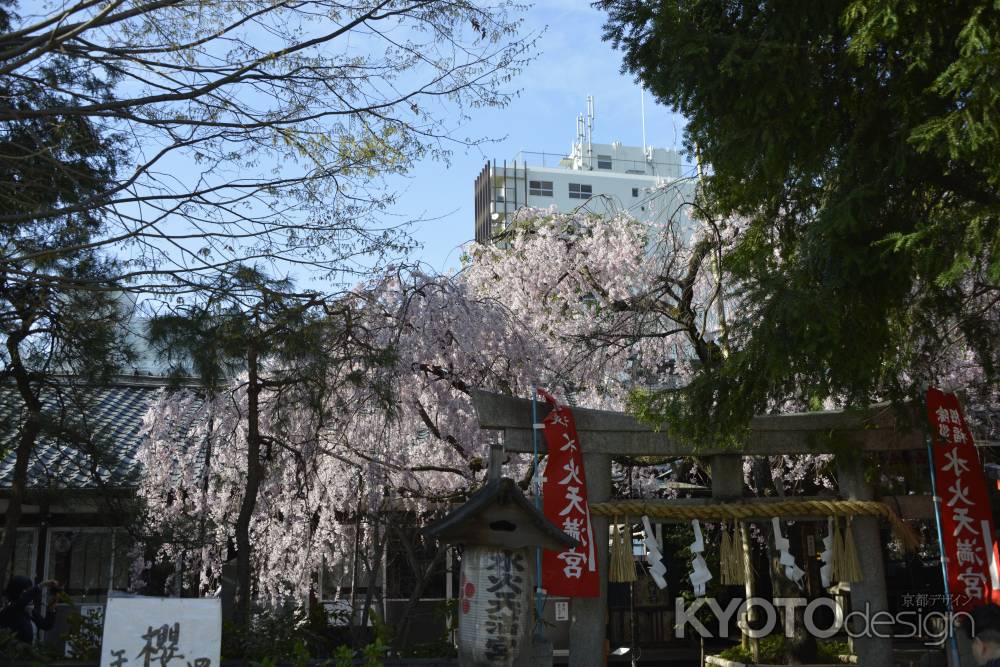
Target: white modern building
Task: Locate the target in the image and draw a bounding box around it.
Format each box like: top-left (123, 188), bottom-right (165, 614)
top-left (474, 97), bottom-right (696, 243)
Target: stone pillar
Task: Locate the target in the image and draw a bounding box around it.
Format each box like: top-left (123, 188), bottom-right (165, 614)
top-left (488, 443), bottom-right (504, 481)
top-left (953, 628), bottom-right (976, 667)
top-left (517, 629), bottom-right (554, 667)
top-left (515, 549), bottom-right (552, 667)
top-left (711, 455), bottom-right (754, 654)
top-left (569, 452), bottom-right (610, 667)
top-left (711, 454), bottom-right (743, 499)
top-left (837, 455), bottom-right (892, 665)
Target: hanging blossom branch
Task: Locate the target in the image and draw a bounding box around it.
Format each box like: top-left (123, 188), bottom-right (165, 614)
top-left (134, 202), bottom-right (742, 604)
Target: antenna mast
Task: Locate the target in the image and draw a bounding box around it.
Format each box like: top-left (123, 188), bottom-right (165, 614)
top-left (641, 89), bottom-right (647, 156)
top-left (586, 95), bottom-right (594, 169)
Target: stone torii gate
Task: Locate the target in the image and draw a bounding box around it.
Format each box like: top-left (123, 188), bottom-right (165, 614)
top-left (470, 389), bottom-right (936, 667)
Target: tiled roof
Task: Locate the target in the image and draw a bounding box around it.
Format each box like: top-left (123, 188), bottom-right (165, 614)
top-left (0, 378), bottom-right (201, 491)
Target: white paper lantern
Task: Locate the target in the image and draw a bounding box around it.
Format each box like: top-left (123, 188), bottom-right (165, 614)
top-left (457, 546), bottom-right (532, 666)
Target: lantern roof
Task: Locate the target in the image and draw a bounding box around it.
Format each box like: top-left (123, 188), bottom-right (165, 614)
top-left (424, 477), bottom-right (579, 551)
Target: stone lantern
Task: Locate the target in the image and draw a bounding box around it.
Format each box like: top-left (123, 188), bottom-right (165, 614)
top-left (424, 476), bottom-right (577, 666)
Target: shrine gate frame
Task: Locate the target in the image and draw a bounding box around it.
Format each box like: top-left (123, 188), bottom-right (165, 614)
top-left (470, 389), bottom-right (949, 667)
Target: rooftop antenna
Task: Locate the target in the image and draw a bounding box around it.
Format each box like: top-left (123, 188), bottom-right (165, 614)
top-left (586, 95), bottom-right (594, 169)
top-left (640, 88), bottom-right (647, 157)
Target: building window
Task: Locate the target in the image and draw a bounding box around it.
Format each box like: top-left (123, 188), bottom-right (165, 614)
top-left (631, 188), bottom-right (639, 197)
top-left (0, 529), bottom-right (35, 579)
top-left (568, 183), bottom-right (592, 199)
top-left (529, 180), bottom-right (553, 197)
top-left (49, 529), bottom-right (129, 600)
top-left (597, 155), bottom-right (613, 170)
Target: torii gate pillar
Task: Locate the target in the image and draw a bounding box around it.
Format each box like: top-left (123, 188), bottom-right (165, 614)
top-left (837, 456), bottom-right (892, 665)
top-left (568, 452), bottom-right (611, 667)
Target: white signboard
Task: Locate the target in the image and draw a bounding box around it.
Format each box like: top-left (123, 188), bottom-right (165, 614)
top-left (554, 600), bottom-right (569, 622)
top-left (99, 597), bottom-right (221, 667)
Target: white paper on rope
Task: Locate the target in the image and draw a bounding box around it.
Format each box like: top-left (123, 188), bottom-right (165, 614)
top-left (689, 519), bottom-right (712, 596)
top-left (820, 517), bottom-right (834, 588)
top-left (99, 597), bottom-right (221, 667)
top-left (771, 517), bottom-right (805, 588)
top-left (641, 515), bottom-right (667, 589)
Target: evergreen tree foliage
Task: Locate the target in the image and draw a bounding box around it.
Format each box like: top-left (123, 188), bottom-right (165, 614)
top-left (0, 0), bottom-right (132, 576)
top-left (600, 0), bottom-right (1000, 436)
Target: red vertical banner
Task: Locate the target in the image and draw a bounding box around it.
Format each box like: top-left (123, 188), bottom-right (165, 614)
top-left (926, 387), bottom-right (1000, 611)
top-left (538, 390), bottom-right (600, 597)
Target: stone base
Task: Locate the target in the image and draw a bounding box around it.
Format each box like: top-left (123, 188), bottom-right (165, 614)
top-left (513, 627), bottom-right (553, 667)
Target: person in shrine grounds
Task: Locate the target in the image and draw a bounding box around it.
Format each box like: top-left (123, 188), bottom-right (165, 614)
top-left (0, 576), bottom-right (59, 644)
top-left (969, 603), bottom-right (1000, 666)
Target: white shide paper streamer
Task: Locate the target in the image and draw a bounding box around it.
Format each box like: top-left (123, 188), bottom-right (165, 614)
top-left (689, 519), bottom-right (712, 597)
top-left (641, 515), bottom-right (667, 590)
top-left (820, 517), bottom-right (834, 588)
top-left (771, 517), bottom-right (805, 588)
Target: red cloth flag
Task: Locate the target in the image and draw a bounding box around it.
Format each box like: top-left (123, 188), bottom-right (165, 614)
top-left (926, 387), bottom-right (1000, 611)
top-left (538, 390), bottom-right (600, 597)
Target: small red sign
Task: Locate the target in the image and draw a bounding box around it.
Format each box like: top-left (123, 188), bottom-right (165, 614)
top-left (926, 387), bottom-right (1000, 611)
top-left (538, 389), bottom-right (599, 597)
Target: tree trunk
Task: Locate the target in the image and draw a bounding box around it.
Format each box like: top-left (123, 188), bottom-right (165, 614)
top-left (391, 523), bottom-right (447, 653)
top-left (197, 415), bottom-right (215, 595)
top-left (358, 516), bottom-right (389, 644)
top-left (0, 333), bottom-right (42, 581)
top-left (234, 344), bottom-right (262, 628)
top-left (359, 512), bottom-right (380, 630)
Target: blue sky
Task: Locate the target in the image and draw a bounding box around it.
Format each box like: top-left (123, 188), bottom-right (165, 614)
top-left (399, 1), bottom-right (690, 274)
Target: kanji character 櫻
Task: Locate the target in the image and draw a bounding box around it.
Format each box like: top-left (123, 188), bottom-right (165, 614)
top-left (137, 623), bottom-right (184, 667)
